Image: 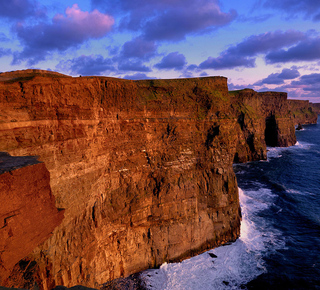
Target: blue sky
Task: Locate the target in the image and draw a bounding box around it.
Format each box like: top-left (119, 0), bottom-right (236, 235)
top-left (1, 0), bottom-right (320, 102)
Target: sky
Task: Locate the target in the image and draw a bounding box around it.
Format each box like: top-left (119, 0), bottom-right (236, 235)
top-left (0, 0), bottom-right (320, 102)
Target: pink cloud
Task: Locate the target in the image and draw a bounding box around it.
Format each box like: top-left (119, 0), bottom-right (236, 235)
top-left (13, 4), bottom-right (115, 65)
top-left (53, 4), bottom-right (114, 39)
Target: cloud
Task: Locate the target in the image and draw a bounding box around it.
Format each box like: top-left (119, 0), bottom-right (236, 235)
top-left (292, 73), bottom-right (320, 85)
top-left (238, 14), bottom-right (273, 23)
top-left (263, 0), bottom-right (320, 21)
top-left (266, 37), bottom-right (320, 63)
top-left (121, 37), bottom-right (157, 59)
top-left (0, 0), bottom-right (46, 20)
top-left (123, 72), bottom-right (152, 80)
top-left (142, 3), bottom-right (237, 41)
top-left (155, 52), bottom-right (187, 70)
top-left (199, 55), bottom-right (255, 69)
top-left (13, 4), bottom-right (114, 65)
top-left (256, 73), bottom-right (285, 85)
top-left (118, 59), bottom-right (151, 72)
top-left (224, 30), bottom-right (306, 57)
top-left (254, 68), bottom-right (300, 85)
top-left (199, 30), bottom-right (306, 70)
top-left (92, 0), bottom-right (236, 41)
top-left (56, 55), bottom-right (115, 76)
top-left (228, 82), bottom-right (248, 91)
top-left (277, 68), bottom-right (300, 79)
top-left (0, 48), bottom-right (11, 58)
top-left (0, 33), bottom-right (9, 42)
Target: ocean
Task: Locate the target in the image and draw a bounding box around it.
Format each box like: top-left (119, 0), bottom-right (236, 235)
top-left (142, 116), bottom-right (320, 290)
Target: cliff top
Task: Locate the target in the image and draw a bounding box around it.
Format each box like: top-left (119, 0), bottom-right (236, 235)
top-left (0, 69), bottom-right (71, 82)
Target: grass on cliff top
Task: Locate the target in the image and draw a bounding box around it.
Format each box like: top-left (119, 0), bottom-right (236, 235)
top-left (137, 78), bottom-right (230, 119)
top-left (231, 101), bottom-right (259, 120)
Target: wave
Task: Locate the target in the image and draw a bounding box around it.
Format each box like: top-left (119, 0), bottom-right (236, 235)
top-left (142, 187), bottom-right (285, 290)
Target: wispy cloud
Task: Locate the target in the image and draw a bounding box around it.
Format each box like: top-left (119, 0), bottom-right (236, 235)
top-left (56, 54), bottom-right (115, 76)
top-left (199, 30), bottom-right (306, 69)
top-left (263, 0), bottom-right (320, 21)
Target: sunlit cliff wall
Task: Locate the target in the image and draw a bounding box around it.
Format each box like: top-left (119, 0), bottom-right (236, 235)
top-left (0, 70), bottom-right (307, 289)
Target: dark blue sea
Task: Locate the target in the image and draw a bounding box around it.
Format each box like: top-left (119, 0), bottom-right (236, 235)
top-left (143, 116), bottom-right (320, 289)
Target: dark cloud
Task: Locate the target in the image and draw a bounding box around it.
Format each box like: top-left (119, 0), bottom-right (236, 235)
top-left (143, 4), bottom-right (237, 41)
top-left (256, 73), bottom-right (285, 85)
top-left (225, 30), bottom-right (306, 57)
top-left (314, 13), bottom-right (320, 21)
top-left (118, 60), bottom-right (151, 72)
top-left (92, 0), bottom-right (236, 41)
top-left (266, 37), bottom-right (320, 63)
top-left (187, 64), bottom-right (198, 71)
top-left (199, 30), bottom-right (306, 70)
top-left (263, 0), bottom-right (320, 21)
top-left (292, 73), bottom-right (320, 85)
top-left (199, 55), bottom-right (255, 69)
top-left (278, 68), bottom-right (300, 79)
top-left (155, 52), bottom-right (187, 70)
top-left (121, 37), bottom-right (157, 59)
top-left (12, 4), bottom-right (114, 65)
top-left (255, 68), bottom-right (300, 85)
top-left (0, 0), bottom-right (46, 20)
top-left (56, 55), bottom-right (115, 76)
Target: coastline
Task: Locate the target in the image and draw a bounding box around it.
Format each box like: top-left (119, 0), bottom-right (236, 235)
top-left (0, 70), bottom-right (318, 289)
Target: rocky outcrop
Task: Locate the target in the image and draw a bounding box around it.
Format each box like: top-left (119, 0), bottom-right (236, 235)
top-left (0, 152), bottom-right (64, 287)
top-left (0, 70), bottom-right (299, 289)
top-left (288, 100), bottom-right (318, 125)
top-left (310, 103), bottom-right (320, 115)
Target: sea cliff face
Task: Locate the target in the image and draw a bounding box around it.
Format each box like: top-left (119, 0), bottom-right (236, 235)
top-left (288, 100), bottom-right (318, 125)
top-left (0, 70), bottom-right (314, 289)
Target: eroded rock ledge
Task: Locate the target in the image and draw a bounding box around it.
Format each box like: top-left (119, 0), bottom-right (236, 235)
top-left (0, 70), bottom-right (317, 289)
top-left (0, 152), bottom-right (64, 286)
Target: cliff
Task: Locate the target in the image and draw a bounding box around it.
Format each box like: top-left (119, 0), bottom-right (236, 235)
top-left (0, 152), bottom-right (64, 286)
top-left (288, 100), bottom-right (318, 125)
top-left (310, 103), bottom-right (320, 115)
top-left (229, 89), bottom-right (296, 151)
top-left (0, 70), bottom-right (305, 289)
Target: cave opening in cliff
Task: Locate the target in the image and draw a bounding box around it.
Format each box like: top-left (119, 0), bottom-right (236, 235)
top-left (265, 115), bottom-right (278, 146)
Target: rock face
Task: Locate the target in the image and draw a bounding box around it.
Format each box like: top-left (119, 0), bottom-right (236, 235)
top-left (310, 103), bottom-right (320, 115)
top-left (0, 70), bottom-right (303, 289)
top-left (0, 152), bottom-right (64, 286)
top-left (230, 89), bottom-right (296, 150)
top-left (288, 100), bottom-right (318, 125)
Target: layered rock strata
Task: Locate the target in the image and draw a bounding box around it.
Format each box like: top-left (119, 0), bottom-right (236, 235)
top-left (0, 70), bottom-right (302, 289)
top-left (229, 89), bottom-right (296, 153)
top-left (0, 152), bottom-right (64, 286)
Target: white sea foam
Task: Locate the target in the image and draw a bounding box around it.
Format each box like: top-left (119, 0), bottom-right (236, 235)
top-left (267, 140), bottom-right (314, 159)
top-left (142, 187), bottom-right (285, 290)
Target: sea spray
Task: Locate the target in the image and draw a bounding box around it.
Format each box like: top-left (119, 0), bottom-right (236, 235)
top-left (143, 187), bottom-right (285, 290)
